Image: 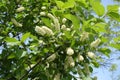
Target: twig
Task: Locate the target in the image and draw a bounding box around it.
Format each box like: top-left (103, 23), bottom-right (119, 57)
top-left (19, 59), bottom-right (43, 80)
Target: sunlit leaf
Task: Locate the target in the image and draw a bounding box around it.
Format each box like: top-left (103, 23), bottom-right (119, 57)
top-left (21, 32), bottom-right (30, 42)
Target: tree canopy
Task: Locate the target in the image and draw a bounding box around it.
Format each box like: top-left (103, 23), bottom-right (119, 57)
top-left (0, 0), bottom-right (120, 80)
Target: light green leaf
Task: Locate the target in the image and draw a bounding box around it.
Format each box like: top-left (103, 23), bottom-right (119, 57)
top-left (64, 14), bottom-right (80, 30)
top-left (93, 23), bottom-right (107, 32)
top-left (21, 32), bottom-right (30, 42)
top-left (63, 0), bottom-right (75, 9)
top-left (98, 48), bottom-right (111, 57)
top-left (91, 1), bottom-right (105, 16)
top-left (107, 5), bottom-right (119, 13)
top-left (55, 1), bottom-right (64, 9)
top-left (5, 37), bottom-right (20, 46)
top-left (107, 12), bottom-right (120, 22)
top-left (41, 18), bottom-right (51, 28)
top-left (110, 43), bottom-right (120, 50)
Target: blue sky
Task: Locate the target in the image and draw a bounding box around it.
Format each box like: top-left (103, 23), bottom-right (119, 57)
top-left (93, 0), bottom-right (120, 80)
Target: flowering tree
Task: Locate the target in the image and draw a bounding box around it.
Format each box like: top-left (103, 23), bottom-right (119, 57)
top-left (0, 0), bottom-right (120, 80)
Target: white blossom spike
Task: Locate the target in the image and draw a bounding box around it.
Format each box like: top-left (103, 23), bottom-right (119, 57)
top-left (35, 26), bottom-right (46, 36)
top-left (47, 13), bottom-right (60, 31)
top-left (54, 73), bottom-right (60, 80)
top-left (78, 54), bottom-right (84, 61)
top-left (80, 32), bottom-right (89, 41)
top-left (40, 12), bottom-right (46, 16)
top-left (11, 18), bottom-right (22, 27)
top-left (16, 6), bottom-right (25, 12)
top-left (46, 53), bottom-right (56, 62)
top-left (66, 47), bottom-right (74, 56)
top-left (87, 52), bottom-right (96, 59)
top-left (90, 38), bottom-right (101, 48)
top-left (41, 6), bottom-right (46, 10)
top-left (62, 18), bottom-right (67, 23)
top-left (42, 26), bottom-right (54, 36)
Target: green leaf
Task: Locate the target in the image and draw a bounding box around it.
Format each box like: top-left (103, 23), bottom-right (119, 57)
top-left (91, 1), bottom-right (105, 16)
top-left (63, 0), bottom-right (75, 9)
top-left (64, 14), bottom-right (80, 30)
top-left (92, 23), bottom-right (107, 33)
top-left (98, 48), bottom-right (111, 57)
top-left (21, 32), bottom-right (30, 42)
top-left (41, 18), bottom-right (52, 28)
top-left (5, 37), bottom-right (20, 46)
top-left (110, 43), bottom-right (120, 50)
top-left (107, 12), bottom-right (120, 22)
top-left (55, 1), bottom-right (64, 9)
top-left (107, 5), bottom-right (119, 13)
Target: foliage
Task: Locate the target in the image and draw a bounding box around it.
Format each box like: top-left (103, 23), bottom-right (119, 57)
top-left (0, 0), bottom-right (120, 80)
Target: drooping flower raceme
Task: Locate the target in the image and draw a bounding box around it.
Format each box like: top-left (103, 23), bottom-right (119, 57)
top-left (11, 18), bottom-right (22, 27)
top-left (87, 52), bottom-right (96, 59)
top-left (35, 26), bottom-right (54, 36)
top-left (78, 54), bottom-right (84, 61)
top-left (90, 38), bottom-right (101, 48)
top-left (47, 13), bottom-right (60, 31)
top-left (80, 32), bottom-right (89, 41)
top-left (41, 6), bottom-right (46, 10)
top-left (66, 47), bottom-right (74, 56)
top-left (16, 6), bottom-right (25, 12)
top-left (40, 12), bottom-right (46, 16)
top-left (54, 73), bottom-right (60, 80)
top-left (46, 53), bottom-right (56, 62)
top-left (42, 26), bottom-right (54, 36)
top-left (62, 18), bottom-right (67, 24)
top-left (35, 26), bottom-right (46, 36)
top-left (66, 56), bottom-right (75, 67)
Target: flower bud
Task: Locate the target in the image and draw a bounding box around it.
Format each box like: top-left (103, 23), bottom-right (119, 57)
top-left (66, 56), bottom-right (75, 67)
top-left (90, 38), bottom-right (101, 48)
top-left (78, 54), bottom-right (84, 61)
top-left (54, 73), bottom-right (60, 80)
top-left (40, 12), bottom-right (46, 16)
top-left (42, 26), bottom-right (54, 36)
top-left (16, 6), bottom-right (25, 12)
top-left (87, 52), bottom-right (96, 59)
top-left (47, 13), bottom-right (60, 31)
top-left (46, 53), bottom-right (56, 62)
top-left (35, 26), bottom-right (46, 36)
top-left (66, 47), bottom-right (74, 56)
top-left (62, 18), bottom-right (67, 23)
top-left (41, 6), bottom-right (46, 10)
top-left (80, 32), bottom-right (89, 41)
top-left (61, 25), bottom-right (66, 30)
top-left (11, 18), bottom-right (22, 27)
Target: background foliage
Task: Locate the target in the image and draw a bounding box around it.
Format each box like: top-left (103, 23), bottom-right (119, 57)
top-left (0, 0), bottom-right (120, 80)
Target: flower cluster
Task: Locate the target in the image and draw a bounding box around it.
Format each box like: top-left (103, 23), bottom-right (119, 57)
top-left (35, 26), bottom-right (54, 36)
top-left (16, 6), bottom-right (25, 12)
top-left (80, 32), bottom-right (89, 41)
top-left (90, 38), bottom-right (101, 48)
top-left (11, 18), bottom-right (22, 27)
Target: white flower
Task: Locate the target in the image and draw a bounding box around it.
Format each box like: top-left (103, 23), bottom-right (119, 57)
top-left (42, 26), bottom-right (54, 36)
top-left (78, 54), bottom-right (84, 61)
top-left (11, 18), bottom-right (22, 27)
top-left (35, 26), bottom-right (46, 36)
top-left (47, 13), bottom-right (60, 31)
top-left (62, 18), bottom-right (67, 23)
top-left (90, 38), bottom-right (101, 48)
top-left (16, 6), bottom-right (25, 12)
top-left (54, 73), bottom-right (60, 80)
top-left (46, 53), bottom-right (56, 62)
top-left (61, 25), bottom-right (66, 30)
top-left (41, 6), bottom-right (46, 10)
top-left (66, 56), bottom-right (75, 67)
top-left (66, 47), bottom-right (74, 55)
top-left (40, 12), bottom-right (46, 16)
top-left (87, 52), bottom-right (96, 59)
top-left (80, 32), bottom-right (89, 41)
